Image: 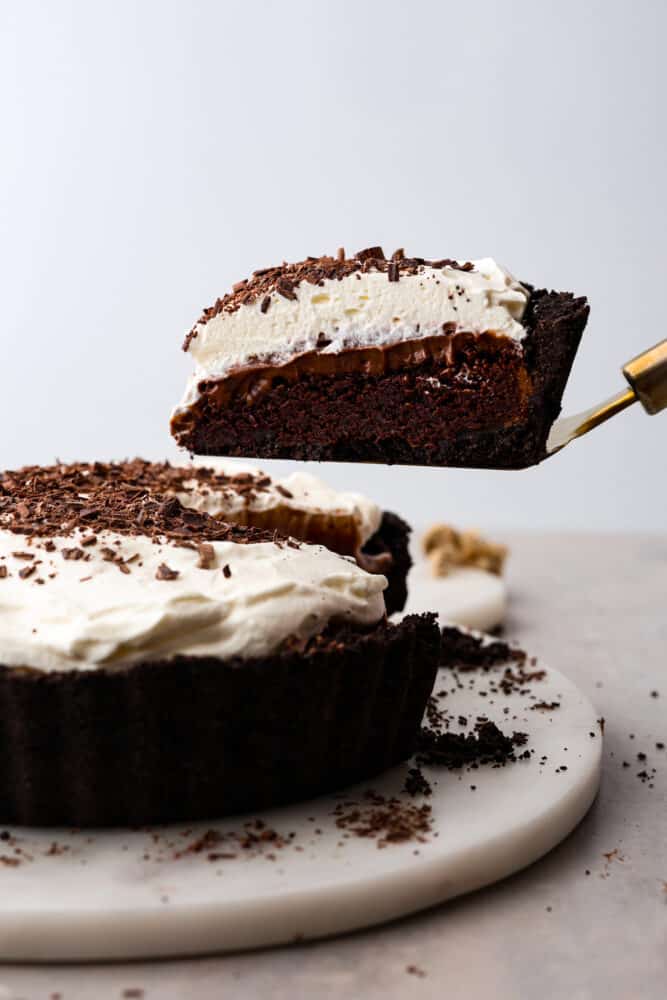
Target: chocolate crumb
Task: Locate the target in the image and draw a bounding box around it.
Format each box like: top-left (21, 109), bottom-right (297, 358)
top-left (416, 717), bottom-right (527, 770)
top-left (260, 295), bottom-right (271, 314)
top-left (406, 965), bottom-right (426, 978)
top-left (0, 566), bottom-right (6, 579)
top-left (222, 563), bottom-right (232, 578)
top-left (403, 767), bottom-right (432, 797)
top-left (333, 790), bottom-right (432, 848)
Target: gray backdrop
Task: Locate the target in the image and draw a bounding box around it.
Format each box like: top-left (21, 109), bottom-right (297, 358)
top-left (2, 0), bottom-right (665, 531)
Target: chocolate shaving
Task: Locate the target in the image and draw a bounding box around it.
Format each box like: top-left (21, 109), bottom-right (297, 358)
top-left (197, 542), bottom-right (215, 569)
top-left (61, 547), bottom-right (84, 561)
top-left (356, 246), bottom-right (385, 262)
top-left (276, 279), bottom-right (297, 301)
top-left (156, 562), bottom-right (179, 581)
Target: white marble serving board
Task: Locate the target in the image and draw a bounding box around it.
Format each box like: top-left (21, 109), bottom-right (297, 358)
top-left (401, 563), bottom-right (507, 632)
top-left (0, 656), bottom-right (601, 962)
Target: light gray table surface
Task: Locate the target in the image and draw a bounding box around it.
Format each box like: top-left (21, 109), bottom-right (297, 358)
top-left (1, 533), bottom-right (665, 1000)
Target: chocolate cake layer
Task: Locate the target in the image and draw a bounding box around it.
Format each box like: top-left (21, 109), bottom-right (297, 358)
top-left (172, 288), bottom-right (589, 469)
top-left (0, 614), bottom-right (440, 827)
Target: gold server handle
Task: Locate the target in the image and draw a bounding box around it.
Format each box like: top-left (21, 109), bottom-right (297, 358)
top-left (547, 339), bottom-right (667, 455)
top-left (623, 339), bottom-right (667, 415)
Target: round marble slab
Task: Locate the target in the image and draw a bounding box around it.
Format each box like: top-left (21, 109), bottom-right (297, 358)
top-left (401, 563), bottom-right (507, 631)
top-left (0, 657), bottom-right (600, 961)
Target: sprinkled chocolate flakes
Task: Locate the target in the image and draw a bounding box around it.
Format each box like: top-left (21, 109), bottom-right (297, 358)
top-left (0, 462), bottom-right (277, 548)
top-left (184, 248), bottom-right (476, 348)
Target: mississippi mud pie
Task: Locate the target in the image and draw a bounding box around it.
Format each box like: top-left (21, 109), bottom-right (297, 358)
top-left (0, 463), bottom-right (439, 826)
top-left (171, 249), bottom-right (589, 469)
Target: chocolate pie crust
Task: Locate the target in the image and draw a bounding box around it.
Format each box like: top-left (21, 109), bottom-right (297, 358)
top-left (362, 512), bottom-right (411, 615)
top-left (172, 288), bottom-right (589, 469)
top-left (0, 614), bottom-right (440, 827)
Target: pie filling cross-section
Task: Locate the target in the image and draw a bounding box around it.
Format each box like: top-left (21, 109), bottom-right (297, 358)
top-left (171, 249), bottom-right (589, 469)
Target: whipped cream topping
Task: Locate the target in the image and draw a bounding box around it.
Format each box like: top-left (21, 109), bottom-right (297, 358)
top-left (179, 459), bottom-right (382, 547)
top-left (0, 528), bottom-right (386, 673)
top-left (176, 258), bottom-right (528, 412)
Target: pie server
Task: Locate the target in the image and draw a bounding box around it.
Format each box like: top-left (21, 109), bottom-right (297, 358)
top-left (546, 338), bottom-right (667, 457)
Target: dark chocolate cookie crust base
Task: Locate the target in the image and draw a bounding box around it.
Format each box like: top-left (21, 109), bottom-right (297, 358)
top-left (439, 626), bottom-right (526, 670)
top-left (174, 289), bottom-right (589, 470)
top-left (364, 511), bottom-right (412, 615)
top-left (0, 615), bottom-right (439, 828)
